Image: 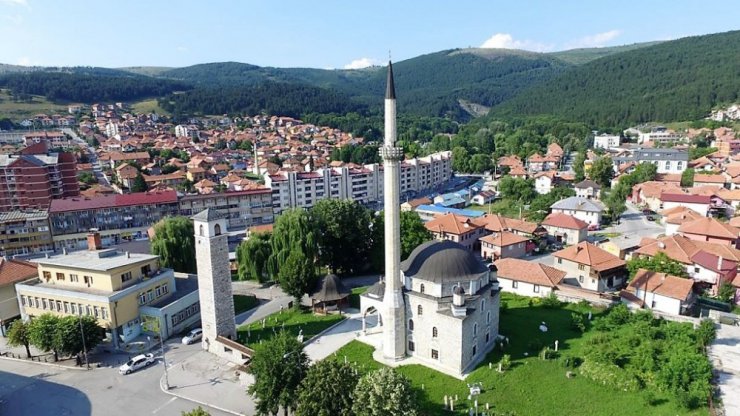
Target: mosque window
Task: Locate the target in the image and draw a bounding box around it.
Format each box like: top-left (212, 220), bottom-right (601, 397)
top-left (199, 225), bottom-right (204, 236)
top-left (417, 305), bottom-right (423, 316)
top-left (431, 349), bottom-right (439, 360)
top-left (408, 319), bottom-right (414, 331)
top-left (214, 224), bottom-right (222, 235)
top-left (432, 327), bottom-right (438, 338)
top-left (473, 323), bottom-right (478, 336)
top-left (420, 284), bottom-right (425, 294)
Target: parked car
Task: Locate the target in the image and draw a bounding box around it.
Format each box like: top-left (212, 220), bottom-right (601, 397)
top-left (182, 328), bottom-right (203, 345)
top-left (588, 224), bottom-right (600, 231)
top-left (119, 353), bottom-right (155, 375)
top-left (646, 215), bottom-right (656, 221)
top-left (642, 209), bottom-right (656, 216)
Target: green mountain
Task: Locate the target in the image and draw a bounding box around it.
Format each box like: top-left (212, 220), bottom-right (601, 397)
top-left (490, 30), bottom-right (740, 128)
top-left (548, 41), bottom-right (663, 65)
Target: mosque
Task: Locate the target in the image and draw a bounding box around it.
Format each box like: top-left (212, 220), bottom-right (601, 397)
top-left (360, 62), bottom-right (501, 377)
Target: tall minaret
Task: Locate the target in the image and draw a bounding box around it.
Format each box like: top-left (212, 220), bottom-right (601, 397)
top-left (381, 61), bottom-right (406, 360)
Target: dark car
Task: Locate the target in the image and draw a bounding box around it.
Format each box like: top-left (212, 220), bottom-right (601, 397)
top-left (646, 215), bottom-right (656, 221)
top-left (642, 209), bottom-right (656, 216)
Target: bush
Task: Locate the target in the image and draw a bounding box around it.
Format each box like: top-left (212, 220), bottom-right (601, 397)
top-left (580, 360), bottom-right (640, 392)
top-left (541, 293), bottom-right (562, 308)
top-left (571, 312), bottom-right (587, 333)
top-left (541, 347), bottom-right (557, 360)
top-left (560, 355), bottom-right (582, 369)
top-left (500, 354), bottom-right (512, 371)
top-left (695, 319), bottom-right (716, 348)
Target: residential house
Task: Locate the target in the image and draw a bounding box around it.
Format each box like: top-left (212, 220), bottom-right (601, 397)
top-left (631, 181), bottom-right (683, 211)
top-left (678, 216), bottom-right (740, 248)
top-left (479, 231), bottom-right (529, 261)
top-left (621, 269), bottom-right (695, 316)
top-left (593, 134), bottom-right (621, 149)
top-left (434, 192), bottom-right (468, 209)
top-left (494, 258), bottom-right (566, 298)
top-left (534, 171), bottom-right (570, 195)
top-left (401, 197), bottom-right (432, 212)
top-left (115, 163), bottom-right (139, 189)
top-left (597, 233), bottom-right (644, 260)
top-left (541, 213), bottom-right (588, 246)
top-left (659, 193), bottom-right (713, 217)
top-left (660, 206), bottom-right (704, 236)
top-left (693, 173), bottom-right (729, 188)
top-left (612, 148), bottom-right (689, 174)
top-left (424, 213), bottom-right (487, 251)
top-left (553, 242), bottom-right (627, 292)
top-left (0, 258), bottom-right (38, 334)
top-left (690, 251), bottom-right (737, 296)
top-left (574, 180), bottom-right (601, 200)
top-left (474, 213), bottom-right (546, 241)
top-left (550, 197), bottom-right (605, 226)
top-left (0, 210), bottom-right (53, 258)
top-left (470, 191), bottom-right (496, 206)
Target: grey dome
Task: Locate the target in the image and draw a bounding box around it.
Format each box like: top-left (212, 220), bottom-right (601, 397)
top-left (401, 240), bottom-right (488, 283)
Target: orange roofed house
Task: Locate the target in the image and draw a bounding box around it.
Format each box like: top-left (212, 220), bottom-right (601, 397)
top-left (494, 258), bottom-right (566, 298)
top-left (424, 213), bottom-right (487, 252)
top-left (0, 258), bottom-right (38, 332)
top-left (621, 269), bottom-right (695, 316)
top-left (553, 242), bottom-right (627, 292)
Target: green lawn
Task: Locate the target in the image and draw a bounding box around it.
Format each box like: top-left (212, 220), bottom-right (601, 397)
top-left (130, 98), bottom-right (170, 115)
top-left (237, 307), bottom-right (344, 348)
top-left (593, 232), bottom-right (622, 238)
top-left (332, 293), bottom-right (709, 416)
top-left (349, 286), bottom-right (369, 309)
top-left (468, 199), bottom-right (527, 219)
top-left (233, 294), bottom-right (260, 314)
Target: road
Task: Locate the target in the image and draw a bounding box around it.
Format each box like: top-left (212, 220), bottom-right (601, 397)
top-left (63, 127), bottom-right (111, 187)
top-left (603, 202), bottom-right (664, 239)
top-left (0, 339), bottom-right (232, 416)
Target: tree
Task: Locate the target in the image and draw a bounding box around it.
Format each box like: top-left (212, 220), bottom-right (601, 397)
top-left (451, 146), bottom-right (469, 172)
top-left (468, 153), bottom-right (492, 173)
top-left (279, 251), bottom-right (316, 305)
top-left (268, 209), bottom-right (318, 300)
top-left (603, 189), bottom-right (627, 223)
top-left (27, 314), bottom-right (63, 361)
top-left (588, 156), bottom-right (614, 188)
top-left (352, 367), bottom-right (419, 416)
top-left (6, 320), bottom-right (32, 358)
top-left (161, 164), bottom-right (180, 174)
top-left (312, 199), bottom-right (373, 275)
top-left (681, 168), bottom-right (695, 187)
top-left (295, 360), bottom-right (358, 416)
top-left (236, 232), bottom-right (272, 282)
top-left (627, 252), bottom-right (689, 279)
top-left (498, 176), bottom-right (536, 203)
top-left (718, 282), bottom-right (736, 303)
top-left (77, 171), bottom-right (97, 185)
top-left (131, 172), bottom-right (148, 192)
top-left (574, 151), bottom-right (587, 182)
top-left (182, 407), bottom-right (211, 416)
top-left (248, 331), bottom-right (309, 416)
top-left (150, 216), bottom-right (196, 273)
top-left (56, 315), bottom-right (106, 359)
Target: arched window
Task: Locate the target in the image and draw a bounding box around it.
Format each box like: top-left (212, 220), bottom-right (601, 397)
top-left (417, 305), bottom-right (423, 316)
top-left (473, 323), bottom-right (478, 336)
top-left (487, 311), bottom-right (491, 324)
top-left (214, 223), bottom-right (222, 236)
top-left (481, 299), bottom-right (486, 310)
top-left (419, 284), bottom-right (425, 294)
top-left (432, 327), bottom-right (438, 338)
top-left (199, 224), bottom-right (204, 236)
top-left (408, 319), bottom-right (414, 331)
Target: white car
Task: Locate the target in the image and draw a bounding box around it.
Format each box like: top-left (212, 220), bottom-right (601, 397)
top-left (119, 353), bottom-right (155, 375)
top-left (182, 328), bottom-right (203, 345)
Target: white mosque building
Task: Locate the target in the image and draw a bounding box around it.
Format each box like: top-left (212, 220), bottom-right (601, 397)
top-left (360, 62), bottom-right (501, 377)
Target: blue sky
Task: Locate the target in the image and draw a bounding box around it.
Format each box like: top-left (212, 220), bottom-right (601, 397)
top-left (1, 0), bottom-right (738, 69)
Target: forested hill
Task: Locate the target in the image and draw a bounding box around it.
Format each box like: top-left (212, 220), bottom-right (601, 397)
top-left (489, 30), bottom-right (740, 129)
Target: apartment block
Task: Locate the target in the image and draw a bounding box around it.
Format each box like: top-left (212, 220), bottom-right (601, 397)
top-left (0, 210), bottom-right (53, 258)
top-left (0, 141), bottom-right (79, 212)
top-left (179, 188), bottom-right (274, 229)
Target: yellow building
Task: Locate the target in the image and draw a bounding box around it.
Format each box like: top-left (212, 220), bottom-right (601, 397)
top-left (15, 233), bottom-right (178, 347)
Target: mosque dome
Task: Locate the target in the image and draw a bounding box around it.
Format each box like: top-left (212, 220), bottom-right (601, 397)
top-left (401, 240), bottom-right (488, 283)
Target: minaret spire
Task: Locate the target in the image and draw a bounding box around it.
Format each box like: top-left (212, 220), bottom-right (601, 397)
top-left (381, 60), bottom-right (405, 360)
top-left (385, 60), bottom-right (396, 100)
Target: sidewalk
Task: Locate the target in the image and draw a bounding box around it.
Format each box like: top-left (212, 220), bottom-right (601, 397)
top-left (304, 311), bottom-right (364, 361)
top-left (163, 350), bottom-right (256, 416)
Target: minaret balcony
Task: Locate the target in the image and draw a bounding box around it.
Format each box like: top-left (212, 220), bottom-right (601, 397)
top-left (380, 146), bottom-right (404, 161)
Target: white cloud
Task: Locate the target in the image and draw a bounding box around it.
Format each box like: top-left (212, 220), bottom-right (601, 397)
top-left (566, 30), bottom-right (622, 49)
top-left (0, 0), bottom-right (28, 6)
top-left (480, 33), bottom-right (552, 52)
top-left (343, 57), bottom-right (379, 70)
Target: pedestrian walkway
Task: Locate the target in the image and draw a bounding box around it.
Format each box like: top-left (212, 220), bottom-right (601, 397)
top-left (304, 311), bottom-right (364, 361)
top-left (709, 323), bottom-right (740, 415)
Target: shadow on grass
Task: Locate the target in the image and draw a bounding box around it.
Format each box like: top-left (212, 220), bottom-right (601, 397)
top-left (236, 308), bottom-right (344, 348)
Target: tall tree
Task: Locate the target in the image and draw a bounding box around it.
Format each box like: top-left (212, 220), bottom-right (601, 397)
top-left (588, 156), bottom-right (615, 188)
top-left (27, 314), bottom-right (62, 361)
top-left (468, 153), bottom-right (493, 173)
top-left (236, 232), bottom-right (272, 282)
top-left (312, 199), bottom-right (373, 275)
top-left (574, 151), bottom-right (587, 182)
top-left (248, 331), bottom-right (309, 416)
top-left (56, 315), bottom-right (106, 359)
top-left (279, 250), bottom-right (317, 305)
top-left (352, 368), bottom-right (419, 416)
top-left (602, 189), bottom-right (627, 223)
top-left (451, 146), bottom-right (469, 172)
top-left (681, 168), bottom-right (695, 187)
top-left (131, 172), bottom-right (148, 192)
top-left (295, 360), bottom-right (358, 416)
top-left (627, 252), bottom-right (689, 279)
top-left (268, 209), bottom-right (318, 288)
top-left (150, 216), bottom-right (196, 273)
top-left (6, 319), bottom-right (32, 358)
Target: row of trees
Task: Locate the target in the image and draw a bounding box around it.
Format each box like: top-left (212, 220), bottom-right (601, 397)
top-left (248, 331), bottom-right (418, 416)
top-left (236, 200), bottom-right (432, 304)
top-left (7, 314), bottom-right (105, 362)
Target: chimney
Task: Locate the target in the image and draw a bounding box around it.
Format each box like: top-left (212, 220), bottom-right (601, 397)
top-left (87, 231), bottom-right (103, 251)
top-left (718, 255), bottom-right (724, 270)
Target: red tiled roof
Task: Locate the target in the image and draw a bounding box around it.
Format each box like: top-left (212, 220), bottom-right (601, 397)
top-left (542, 213), bottom-right (588, 230)
top-left (626, 269), bottom-right (693, 301)
top-left (479, 231), bottom-right (528, 247)
top-left (0, 258), bottom-right (38, 286)
top-left (495, 258), bottom-right (566, 288)
top-left (49, 190), bottom-right (179, 213)
top-left (691, 250), bottom-right (737, 274)
top-left (678, 217), bottom-right (739, 239)
top-left (660, 193), bottom-right (711, 204)
top-left (553, 242), bottom-right (626, 272)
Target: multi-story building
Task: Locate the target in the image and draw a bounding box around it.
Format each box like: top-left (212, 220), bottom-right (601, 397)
top-left (0, 142), bottom-right (79, 212)
top-left (49, 191), bottom-right (180, 250)
top-left (593, 134), bottom-right (621, 149)
top-left (0, 210), bottom-right (53, 258)
top-left (179, 188), bottom-right (274, 229)
top-left (612, 148), bottom-right (689, 174)
top-left (265, 151), bottom-right (452, 213)
top-left (16, 232), bottom-right (196, 347)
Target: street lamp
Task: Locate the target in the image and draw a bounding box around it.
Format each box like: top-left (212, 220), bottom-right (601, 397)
top-left (160, 318), bottom-right (170, 390)
top-left (78, 311), bottom-right (90, 369)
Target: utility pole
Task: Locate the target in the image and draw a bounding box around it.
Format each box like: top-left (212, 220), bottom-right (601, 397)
top-left (160, 326), bottom-right (170, 390)
top-left (78, 312), bottom-right (89, 369)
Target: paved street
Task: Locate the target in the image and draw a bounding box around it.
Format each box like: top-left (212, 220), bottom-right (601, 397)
top-left (601, 202), bottom-right (664, 240)
top-left (0, 339), bottom-right (232, 416)
top-left (709, 324), bottom-right (740, 415)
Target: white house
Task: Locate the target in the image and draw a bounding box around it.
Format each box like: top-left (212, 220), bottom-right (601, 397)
top-left (593, 134), bottom-right (620, 149)
top-left (574, 180), bottom-right (601, 200)
top-left (541, 213), bottom-right (588, 246)
top-left (659, 193), bottom-right (712, 217)
top-left (471, 191), bottom-right (496, 206)
top-left (621, 269), bottom-right (695, 316)
top-left (494, 258), bottom-right (566, 298)
top-left (550, 197), bottom-right (605, 226)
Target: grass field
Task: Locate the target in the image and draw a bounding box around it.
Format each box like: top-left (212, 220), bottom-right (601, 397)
top-left (237, 307), bottom-right (344, 348)
top-left (331, 293), bottom-right (709, 416)
top-left (233, 294), bottom-right (260, 315)
top-left (130, 98), bottom-right (170, 115)
top-left (0, 89), bottom-right (69, 118)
